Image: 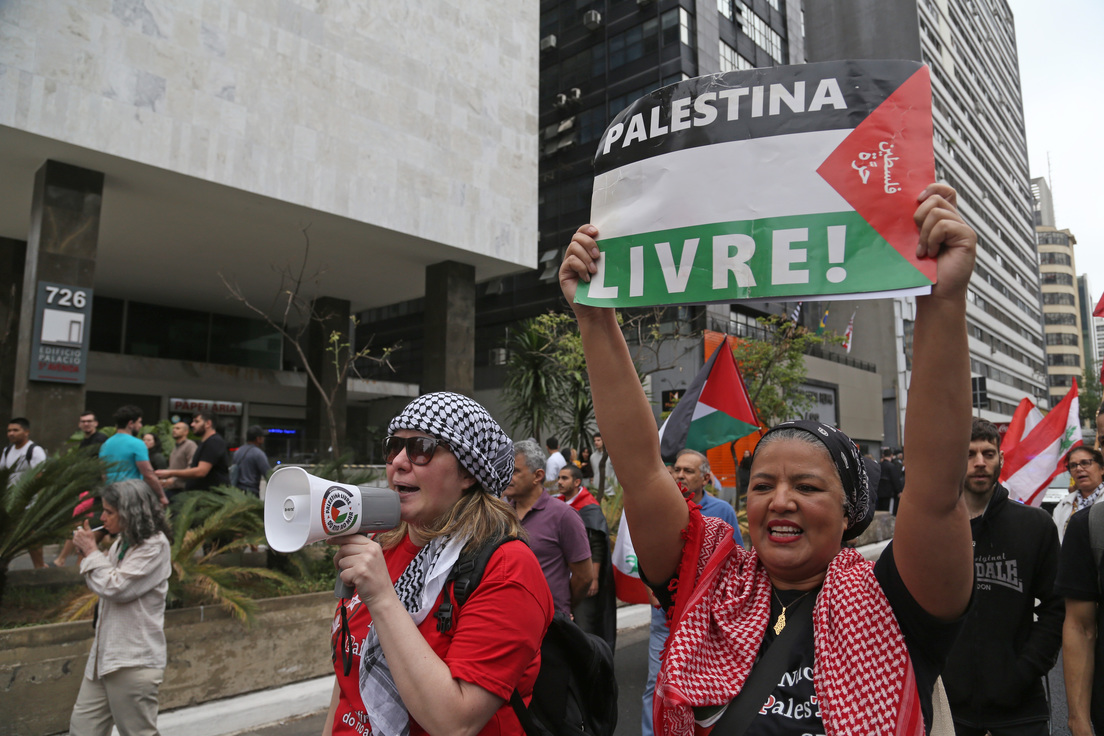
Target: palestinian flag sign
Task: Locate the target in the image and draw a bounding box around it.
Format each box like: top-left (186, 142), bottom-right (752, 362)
top-left (658, 337), bottom-right (760, 462)
top-left (576, 60), bottom-right (936, 308)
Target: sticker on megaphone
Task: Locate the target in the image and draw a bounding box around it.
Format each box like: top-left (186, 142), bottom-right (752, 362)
top-left (265, 466), bottom-right (400, 553)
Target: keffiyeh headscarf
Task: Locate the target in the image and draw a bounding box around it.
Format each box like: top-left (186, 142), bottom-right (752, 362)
top-left (388, 392), bottom-right (514, 497)
top-left (755, 419), bottom-right (878, 542)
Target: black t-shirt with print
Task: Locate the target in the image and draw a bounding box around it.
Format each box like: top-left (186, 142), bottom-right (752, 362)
top-left (695, 544), bottom-right (964, 736)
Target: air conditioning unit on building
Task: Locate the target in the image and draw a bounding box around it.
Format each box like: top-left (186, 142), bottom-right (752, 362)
top-left (540, 34), bottom-right (557, 51)
top-left (554, 93), bottom-right (569, 109)
top-left (489, 348), bottom-right (508, 366)
top-left (583, 10), bottom-right (603, 30)
top-left (567, 87), bottom-right (582, 101)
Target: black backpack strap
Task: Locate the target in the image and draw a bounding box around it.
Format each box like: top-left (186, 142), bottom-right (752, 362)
top-left (710, 594), bottom-right (813, 736)
top-left (434, 535), bottom-right (517, 633)
top-left (509, 689), bottom-right (543, 736)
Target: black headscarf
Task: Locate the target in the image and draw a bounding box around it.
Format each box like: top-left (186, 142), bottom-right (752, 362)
top-left (755, 420), bottom-right (879, 542)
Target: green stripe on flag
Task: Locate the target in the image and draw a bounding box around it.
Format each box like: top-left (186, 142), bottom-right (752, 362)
top-left (685, 410), bottom-right (760, 454)
top-left (578, 211), bottom-right (931, 307)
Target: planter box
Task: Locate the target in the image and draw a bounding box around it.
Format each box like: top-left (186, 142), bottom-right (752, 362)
top-left (0, 591), bottom-right (335, 736)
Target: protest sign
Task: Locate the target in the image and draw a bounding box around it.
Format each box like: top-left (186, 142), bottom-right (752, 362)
top-left (576, 60), bottom-right (936, 308)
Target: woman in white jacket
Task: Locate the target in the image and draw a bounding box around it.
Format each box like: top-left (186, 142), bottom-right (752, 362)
top-left (1053, 446), bottom-right (1104, 542)
top-left (69, 478), bottom-right (173, 736)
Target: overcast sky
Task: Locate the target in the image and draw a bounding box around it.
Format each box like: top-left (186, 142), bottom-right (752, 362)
top-left (1008, 0), bottom-right (1104, 305)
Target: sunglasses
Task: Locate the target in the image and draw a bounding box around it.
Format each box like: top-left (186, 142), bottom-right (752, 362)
top-left (1069, 459), bottom-right (1099, 471)
top-left (384, 435), bottom-right (451, 466)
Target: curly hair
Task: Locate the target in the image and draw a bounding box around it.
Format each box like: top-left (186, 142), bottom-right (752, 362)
top-left (101, 479), bottom-right (174, 547)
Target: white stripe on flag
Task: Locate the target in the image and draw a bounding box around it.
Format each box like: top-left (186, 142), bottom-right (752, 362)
top-left (691, 401), bottom-right (718, 422)
top-left (591, 130), bottom-right (852, 239)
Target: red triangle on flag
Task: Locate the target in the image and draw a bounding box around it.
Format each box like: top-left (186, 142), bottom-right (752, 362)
top-left (1094, 290), bottom-right (1104, 318)
top-left (699, 339), bottom-right (759, 427)
top-left (816, 66), bottom-right (937, 283)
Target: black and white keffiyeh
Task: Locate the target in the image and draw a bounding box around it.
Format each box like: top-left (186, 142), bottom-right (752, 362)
top-left (389, 392), bottom-right (514, 497)
top-left (757, 419), bottom-right (876, 541)
top-left (358, 533), bottom-right (469, 736)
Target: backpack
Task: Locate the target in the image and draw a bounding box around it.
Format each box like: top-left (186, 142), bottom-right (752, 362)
top-left (435, 537), bottom-right (618, 736)
top-left (1, 441), bottom-right (39, 473)
top-left (1088, 500), bottom-right (1104, 594)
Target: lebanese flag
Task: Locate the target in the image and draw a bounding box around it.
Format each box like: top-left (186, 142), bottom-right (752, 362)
top-left (842, 311), bottom-right (856, 354)
top-left (1000, 397), bottom-right (1043, 458)
top-left (1094, 291), bottom-right (1104, 318)
top-left (611, 513), bottom-right (652, 604)
top-left (658, 337), bottom-right (760, 463)
top-left (1000, 380), bottom-right (1082, 506)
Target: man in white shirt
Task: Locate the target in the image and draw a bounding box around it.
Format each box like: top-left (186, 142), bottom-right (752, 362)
top-left (544, 436), bottom-right (567, 488)
top-left (3, 417), bottom-right (48, 567)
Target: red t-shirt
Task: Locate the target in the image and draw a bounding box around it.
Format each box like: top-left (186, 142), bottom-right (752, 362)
top-left (330, 536), bottom-right (553, 736)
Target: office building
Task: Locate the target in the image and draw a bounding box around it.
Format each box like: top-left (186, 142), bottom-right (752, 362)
top-left (0, 1), bottom-right (538, 457)
top-left (804, 0), bottom-right (1047, 443)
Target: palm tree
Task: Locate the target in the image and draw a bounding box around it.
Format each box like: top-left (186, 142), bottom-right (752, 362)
top-left (503, 320), bottom-right (567, 443)
top-left (0, 451), bottom-right (106, 607)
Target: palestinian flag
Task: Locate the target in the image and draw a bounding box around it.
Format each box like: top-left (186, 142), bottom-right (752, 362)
top-left (658, 337), bottom-right (760, 462)
top-left (577, 60), bottom-right (935, 308)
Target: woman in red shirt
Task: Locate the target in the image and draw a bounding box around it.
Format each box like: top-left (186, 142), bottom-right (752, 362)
top-left (325, 392), bottom-right (553, 736)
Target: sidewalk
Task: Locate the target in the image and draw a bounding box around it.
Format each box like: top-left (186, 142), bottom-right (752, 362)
top-left (152, 604), bottom-right (654, 736)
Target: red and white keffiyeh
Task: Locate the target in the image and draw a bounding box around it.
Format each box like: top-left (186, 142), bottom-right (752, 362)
top-left (654, 510), bottom-right (924, 736)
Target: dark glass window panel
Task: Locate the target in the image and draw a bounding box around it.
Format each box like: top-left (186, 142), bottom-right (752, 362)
top-left (89, 296), bottom-right (124, 353)
top-left (125, 301), bottom-right (208, 361)
top-left (209, 316), bottom-right (282, 369)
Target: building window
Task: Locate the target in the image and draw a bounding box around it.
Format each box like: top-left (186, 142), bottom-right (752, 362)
top-left (1037, 231), bottom-right (1070, 245)
top-left (1047, 353), bottom-right (1081, 367)
top-left (1045, 312), bottom-right (1077, 326)
top-left (661, 7), bottom-right (694, 48)
top-left (719, 41), bottom-right (752, 72)
top-left (1039, 251), bottom-right (1071, 266)
top-left (1046, 333), bottom-right (1081, 347)
top-left (740, 7), bottom-right (782, 61)
top-left (1041, 272), bottom-right (1074, 286)
top-left (1042, 293), bottom-right (1076, 306)
top-left (718, 0), bottom-right (733, 20)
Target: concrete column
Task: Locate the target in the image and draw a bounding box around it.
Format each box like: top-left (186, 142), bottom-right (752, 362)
top-left (305, 296), bottom-right (350, 459)
top-left (12, 161), bottom-right (104, 452)
top-left (0, 238), bottom-right (27, 423)
top-left (422, 261), bottom-right (475, 396)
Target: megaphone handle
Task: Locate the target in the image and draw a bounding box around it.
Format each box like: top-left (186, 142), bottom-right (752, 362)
top-left (335, 575), bottom-right (355, 600)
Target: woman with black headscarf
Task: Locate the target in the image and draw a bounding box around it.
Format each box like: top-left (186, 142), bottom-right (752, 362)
top-left (324, 392), bottom-right (554, 736)
top-left (560, 183), bottom-right (977, 736)
top-left (69, 479), bottom-right (173, 736)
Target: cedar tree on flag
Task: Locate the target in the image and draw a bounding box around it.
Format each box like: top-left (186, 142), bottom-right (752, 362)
top-left (1000, 379), bottom-right (1082, 507)
top-left (658, 337), bottom-right (761, 463)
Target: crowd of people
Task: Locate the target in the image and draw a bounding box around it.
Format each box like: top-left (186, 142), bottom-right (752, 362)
top-left (7, 183), bottom-right (1104, 735)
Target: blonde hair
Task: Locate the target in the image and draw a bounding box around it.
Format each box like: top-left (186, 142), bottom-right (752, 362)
top-left (376, 486), bottom-right (526, 552)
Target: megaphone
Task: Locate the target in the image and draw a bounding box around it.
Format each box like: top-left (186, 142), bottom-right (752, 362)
top-left (264, 466), bottom-right (401, 598)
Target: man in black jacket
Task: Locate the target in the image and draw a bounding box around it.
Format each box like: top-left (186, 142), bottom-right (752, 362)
top-left (943, 419), bottom-right (1063, 735)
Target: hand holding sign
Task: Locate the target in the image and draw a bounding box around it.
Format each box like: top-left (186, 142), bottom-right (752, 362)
top-left (913, 184), bottom-right (977, 302)
top-left (577, 60), bottom-right (940, 308)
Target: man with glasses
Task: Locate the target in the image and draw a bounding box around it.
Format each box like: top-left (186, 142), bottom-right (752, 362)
top-left (1053, 447), bottom-right (1104, 542)
top-left (1055, 446), bottom-right (1104, 736)
top-left (76, 411), bottom-right (107, 456)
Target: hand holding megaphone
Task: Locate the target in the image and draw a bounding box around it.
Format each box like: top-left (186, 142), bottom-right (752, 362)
top-left (264, 466), bottom-right (400, 598)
